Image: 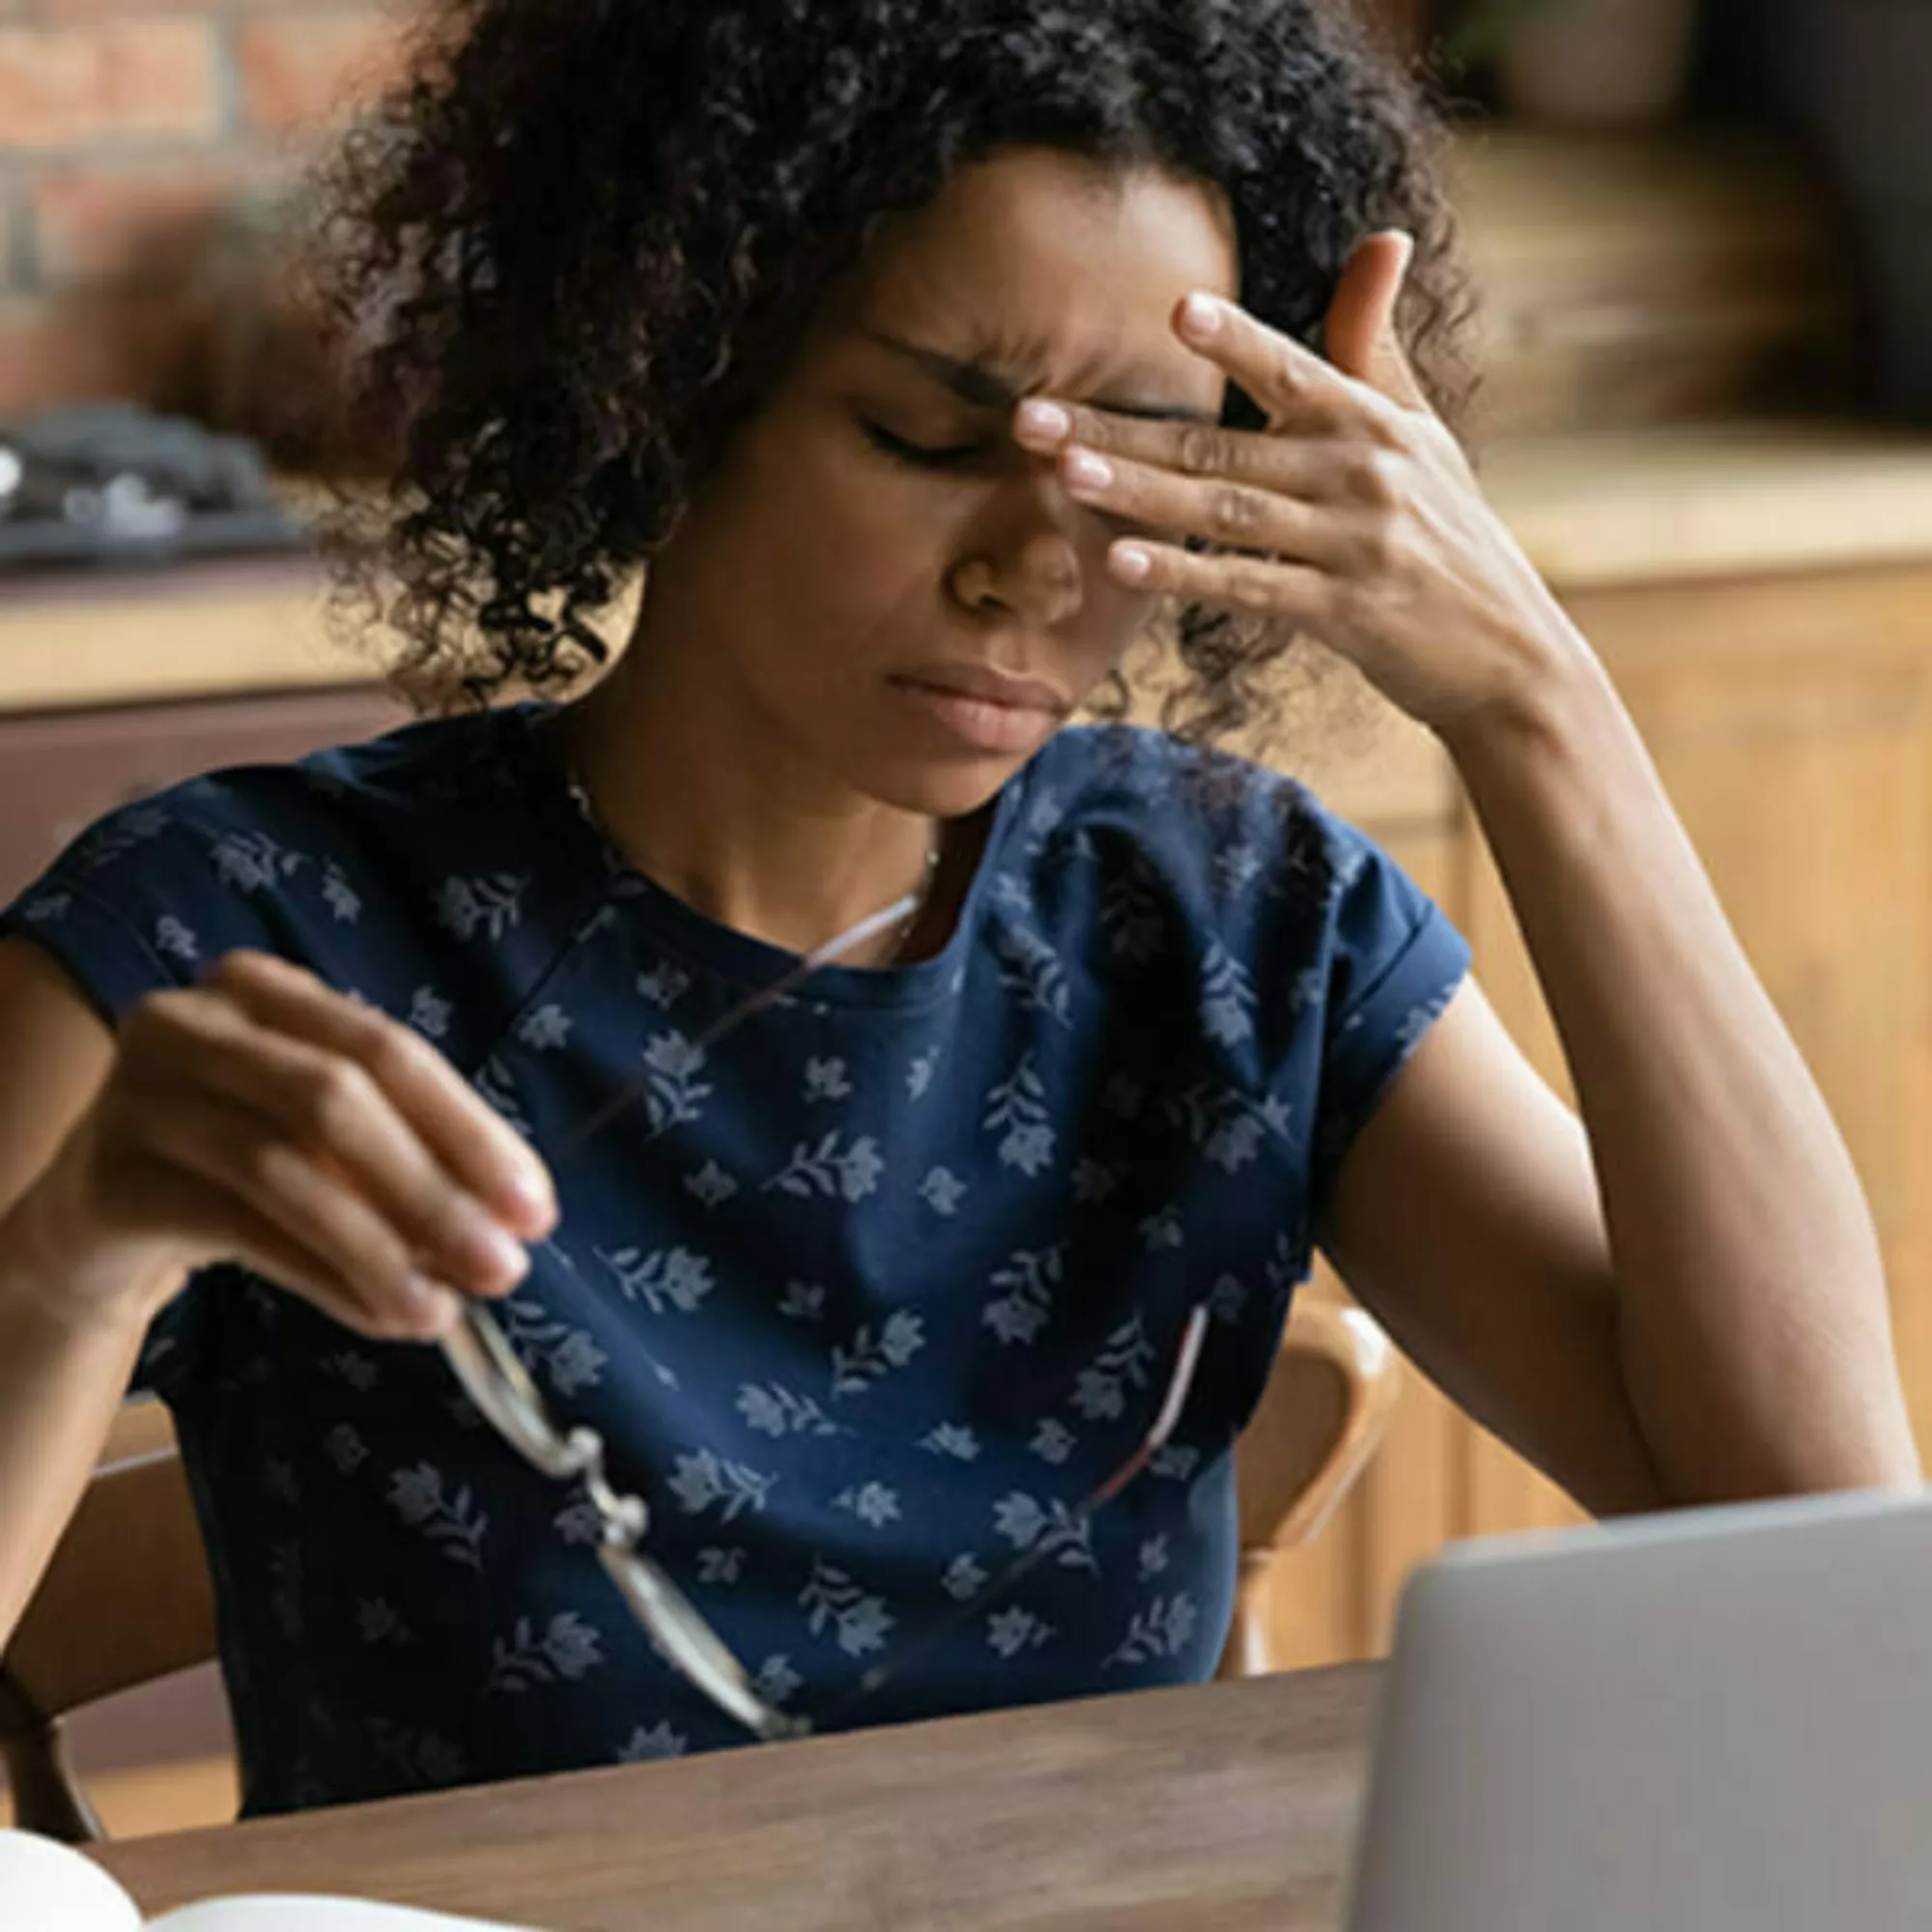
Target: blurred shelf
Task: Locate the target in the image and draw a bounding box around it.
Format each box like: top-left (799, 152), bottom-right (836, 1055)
top-left (1482, 419), bottom-right (1932, 588)
top-left (1452, 127), bottom-right (1859, 436)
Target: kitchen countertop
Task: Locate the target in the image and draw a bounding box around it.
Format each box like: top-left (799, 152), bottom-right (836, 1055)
top-left (1476, 421), bottom-right (1932, 591)
top-left (3, 420), bottom-right (1931, 715)
top-left (0, 554), bottom-right (353, 712)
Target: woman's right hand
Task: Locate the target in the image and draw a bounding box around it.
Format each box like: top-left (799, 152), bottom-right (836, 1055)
top-left (14, 950), bottom-right (556, 1342)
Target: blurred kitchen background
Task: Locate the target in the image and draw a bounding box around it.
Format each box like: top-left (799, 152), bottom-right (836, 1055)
top-left (2, 0), bottom-right (1931, 1839)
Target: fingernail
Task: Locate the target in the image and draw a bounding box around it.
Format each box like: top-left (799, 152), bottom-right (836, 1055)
top-left (503, 1164), bottom-right (557, 1230)
top-left (456, 1215), bottom-right (529, 1293)
top-left (404, 1275), bottom-right (464, 1338)
top-left (1180, 294), bottom-right (1223, 341)
top-left (1017, 400), bottom-right (1072, 442)
top-left (1112, 544), bottom-right (1153, 584)
top-left (1065, 450), bottom-right (1114, 492)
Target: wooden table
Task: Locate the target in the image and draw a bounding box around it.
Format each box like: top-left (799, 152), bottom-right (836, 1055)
top-left (93, 1666), bottom-right (1379, 1930)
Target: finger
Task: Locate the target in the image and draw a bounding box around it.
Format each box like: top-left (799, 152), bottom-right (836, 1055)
top-left (1058, 446), bottom-right (1360, 569)
top-left (1106, 537), bottom-right (1346, 628)
top-left (125, 984), bottom-right (531, 1298)
top-left (1014, 401), bottom-right (1363, 502)
top-left (1324, 231), bottom-right (1433, 415)
top-left (1171, 292), bottom-right (1406, 440)
top-left (144, 1161), bottom-right (464, 1342)
top-left (115, 1079), bottom-right (463, 1337)
top-left (205, 952), bottom-right (555, 1236)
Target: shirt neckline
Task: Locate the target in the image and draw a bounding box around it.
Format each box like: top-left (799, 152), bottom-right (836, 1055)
top-left (508, 700), bottom-right (1029, 1015)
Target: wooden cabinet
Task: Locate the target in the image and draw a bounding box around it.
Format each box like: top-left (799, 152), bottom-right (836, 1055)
top-left (0, 688), bottom-right (402, 905)
top-left (1264, 560), bottom-right (1932, 1668)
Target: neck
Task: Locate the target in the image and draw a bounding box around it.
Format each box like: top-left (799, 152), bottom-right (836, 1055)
top-left (560, 639), bottom-right (939, 963)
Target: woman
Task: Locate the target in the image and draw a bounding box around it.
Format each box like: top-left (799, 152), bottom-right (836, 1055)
top-left (0, 0), bottom-right (1917, 1816)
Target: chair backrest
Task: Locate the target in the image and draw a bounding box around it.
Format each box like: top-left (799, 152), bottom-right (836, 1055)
top-left (1219, 1295), bottom-right (1401, 1679)
top-left (0, 1399), bottom-right (217, 1842)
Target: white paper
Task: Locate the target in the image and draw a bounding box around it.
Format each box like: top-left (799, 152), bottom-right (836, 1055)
top-left (0, 1830), bottom-right (534, 1932)
top-left (0, 1828), bottom-right (143, 1932)
top-left (154, 1901), bottom-right (533, 1932)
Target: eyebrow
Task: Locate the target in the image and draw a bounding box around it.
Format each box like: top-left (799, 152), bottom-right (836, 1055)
top-left (860, 329), bottom-right (1220, 427)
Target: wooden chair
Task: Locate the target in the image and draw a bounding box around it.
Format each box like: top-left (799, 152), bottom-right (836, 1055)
top-left (1218, 1295), bottom-right (1402, 1678)
top-left (0, 1399), bottom-right (218, 1842)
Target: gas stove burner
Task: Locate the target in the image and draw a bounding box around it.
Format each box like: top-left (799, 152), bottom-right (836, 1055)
top-left (0, 402), bottom-right (308, 571)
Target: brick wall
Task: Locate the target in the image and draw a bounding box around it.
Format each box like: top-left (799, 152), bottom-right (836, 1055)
top-left (0, 1), bottom-right (1436, 428)
top-left (0, 0), bottom-right (399, 419)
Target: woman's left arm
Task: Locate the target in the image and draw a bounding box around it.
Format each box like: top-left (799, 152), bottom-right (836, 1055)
top-left (1324, 729), bottom-right (1924, 1513)
top-left (1016, 236), bottom-right (1923, 1513)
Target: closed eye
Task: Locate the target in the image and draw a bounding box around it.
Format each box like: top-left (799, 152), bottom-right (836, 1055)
top-left (861, 415), bottom-right (1153, 537)
top-left (860, 420), bottom-right (991, 469)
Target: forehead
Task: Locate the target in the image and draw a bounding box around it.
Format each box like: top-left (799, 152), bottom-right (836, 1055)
top-left (841, 148), bottom-right (1239, 408)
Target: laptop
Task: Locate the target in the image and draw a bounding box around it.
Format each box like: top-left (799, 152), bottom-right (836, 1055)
top-left (1347, 1488), bottom-right (1932, 1931)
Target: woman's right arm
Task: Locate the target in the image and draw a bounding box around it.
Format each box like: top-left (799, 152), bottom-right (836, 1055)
top-left (0, 938), bottom-right (153, 1651)
top-left (0, 939), bottom-right (557, 1653)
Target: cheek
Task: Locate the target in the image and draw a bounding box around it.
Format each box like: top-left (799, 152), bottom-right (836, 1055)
top-left (682, 454), bottom-right (915, 681)
top-left (746, 432), bottom-right (952, 606)
top-left (717, 457), bottom-right (939, 695)
top-left (1070, 538), bottom-right (1164, 665)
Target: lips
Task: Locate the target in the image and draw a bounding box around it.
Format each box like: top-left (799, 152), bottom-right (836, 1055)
top-left (889, 664), bottom-right (1070, 756)
top-left (893, 663), bottom-right (1068, 718)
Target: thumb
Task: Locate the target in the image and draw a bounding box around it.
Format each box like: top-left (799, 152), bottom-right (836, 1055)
top-left (1324, 231), bottom-right (1431, 413)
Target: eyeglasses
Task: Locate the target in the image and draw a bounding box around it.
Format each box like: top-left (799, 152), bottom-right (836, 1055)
top-left (443, 1284), bottom-right (1209, 1741)
top-left (440, 856), bottom-right (1212, 1744)
top-left (441, 1292), bottom-right (810, 1740)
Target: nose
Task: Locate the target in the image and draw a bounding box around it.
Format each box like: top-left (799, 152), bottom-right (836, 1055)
top-left (946, 479), bottom-right (1089, 631)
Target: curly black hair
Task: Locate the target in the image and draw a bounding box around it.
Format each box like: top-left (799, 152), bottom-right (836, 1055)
top-left (317, 0), bottom-right (1473, 740)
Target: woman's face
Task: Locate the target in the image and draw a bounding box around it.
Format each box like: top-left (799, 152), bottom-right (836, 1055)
top-left (643, 146), bottom-right (1240, 820)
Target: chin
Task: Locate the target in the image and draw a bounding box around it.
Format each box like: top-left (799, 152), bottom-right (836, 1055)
top-left (857, 742), bottom-right (1050, 823)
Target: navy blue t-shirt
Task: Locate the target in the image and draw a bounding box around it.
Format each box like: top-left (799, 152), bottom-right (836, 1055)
top-left (2, 706), bottom-right (1468, 1815)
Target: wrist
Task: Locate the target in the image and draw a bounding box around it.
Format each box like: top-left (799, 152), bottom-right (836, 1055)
top-left (2, 1153), bottom-right (185, 1345)
top-left (1437, 633), bottom-right (1635, 810)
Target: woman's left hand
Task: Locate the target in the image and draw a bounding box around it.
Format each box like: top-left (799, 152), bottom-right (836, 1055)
top-left (1013, 234), bottom-right (1592, 744)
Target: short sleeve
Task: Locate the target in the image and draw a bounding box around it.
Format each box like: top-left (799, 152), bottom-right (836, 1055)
top-left (1024, 728), bottom-right (1473, 1265)
top-left (0, 795), bottom-right (287, 1026)
top-left (1304, 812), bottom-right (1470, 1222)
